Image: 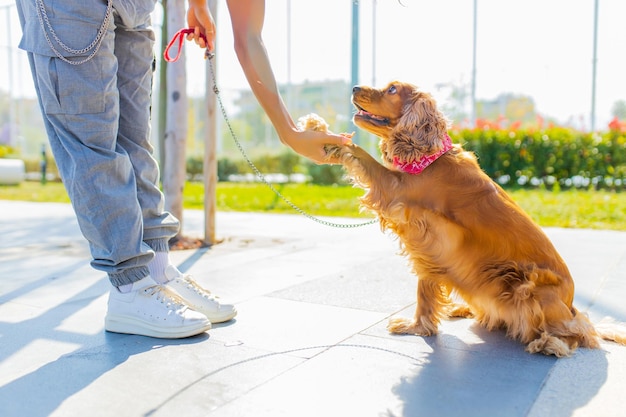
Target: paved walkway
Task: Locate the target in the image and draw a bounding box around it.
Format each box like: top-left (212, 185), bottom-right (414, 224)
top-left (1, 200), bottom-right (625, 417)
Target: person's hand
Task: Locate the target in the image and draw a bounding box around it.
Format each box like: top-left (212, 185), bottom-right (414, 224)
top-left (187, 0), bottom-right (216, 51)
top-left (285, 129), bottom-right (352, 165)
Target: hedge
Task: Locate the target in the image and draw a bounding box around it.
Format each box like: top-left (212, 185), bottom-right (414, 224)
top-left (191, 127), bottom-right (626, 190)
top-left (450, 128), bottom-right (626, 190)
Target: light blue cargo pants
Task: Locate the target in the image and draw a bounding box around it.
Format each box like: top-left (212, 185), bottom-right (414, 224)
top-left (16, 0), bottom-right (180, 287)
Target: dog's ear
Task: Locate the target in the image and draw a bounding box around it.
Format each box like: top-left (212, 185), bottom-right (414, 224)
top-left (389, 91), bottom-right (449, 161)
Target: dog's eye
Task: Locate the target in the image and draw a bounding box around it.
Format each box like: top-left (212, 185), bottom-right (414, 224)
top-left (387, 85), bottom-right (397, 95)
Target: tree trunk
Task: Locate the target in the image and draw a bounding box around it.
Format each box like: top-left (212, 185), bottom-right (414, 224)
top-left (163, 0), bottom-right (187, 241)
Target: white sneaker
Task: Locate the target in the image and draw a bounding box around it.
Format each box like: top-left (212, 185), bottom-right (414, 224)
top-left (105, 276), bottom-right (211, 338)
top-left (165, 265), bottom-right (237, 324)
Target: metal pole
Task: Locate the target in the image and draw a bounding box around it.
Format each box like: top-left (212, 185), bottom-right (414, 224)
top-left (591, 0), bottom-right (599, 131)
top-left (372, 0), bottom-right (376, 87)
top-left (157, 0), bottom-right (168, 172)
top-left (350, 0), bottom-right (359, 140)
top-left (471, 0), bottom-right (477, 128)
top-left (370, 0), bottom-right (377, 154)
top-left (286, 0), bottom-right (292, 109)
top-left (3, 5), bottom-right (18, 151)
top-left (204, 0), bottom-right (218, 245)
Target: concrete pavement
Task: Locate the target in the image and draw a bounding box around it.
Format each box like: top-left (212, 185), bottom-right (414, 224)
top-left (1, 200), bottom-right (625, 417)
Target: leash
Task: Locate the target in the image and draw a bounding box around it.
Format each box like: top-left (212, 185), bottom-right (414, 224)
top-left (164, 28), bottom-right (214, 62)
top-left (165, 29), bottom-right (377, 229)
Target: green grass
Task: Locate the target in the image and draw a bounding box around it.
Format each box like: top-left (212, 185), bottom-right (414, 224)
top-left (1, 181), bottom-right (72, 203)
top-left (505, 188), bottom-right (626, 231)
top-left (2, 181), bottom-right (625, 230)
top-left (185, 182), bottom-right (367, 217)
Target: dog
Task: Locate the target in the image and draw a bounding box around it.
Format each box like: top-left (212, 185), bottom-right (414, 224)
top-left (300, 81), bottom-right (626, 357)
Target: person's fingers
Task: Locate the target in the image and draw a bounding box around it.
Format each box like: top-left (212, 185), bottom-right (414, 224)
top-left (194, 26), bottom-right (207, 48)
top-left (186, 1), bottom-right (216, 50)
top-left (185, 30), bottom-right (202, 47)
top-left (321, 133), bottom-right (352, 147)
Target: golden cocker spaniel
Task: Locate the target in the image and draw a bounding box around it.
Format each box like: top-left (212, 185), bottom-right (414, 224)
top-left (303, 81), bottom-right (626, 357)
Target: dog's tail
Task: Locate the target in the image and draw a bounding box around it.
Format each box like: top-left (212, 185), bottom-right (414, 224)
top-left (593, 317), bottom-right (626, 345)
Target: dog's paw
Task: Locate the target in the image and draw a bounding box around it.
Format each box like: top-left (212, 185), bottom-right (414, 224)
top-left (387, 317), bottom-right (437, 336)
top-left (526, 332), bottom-right (573, 357)
top-left (297, 113), bottom-right (329, 133)
top-left (324, 144), bottom-right (343, 159)
top-left (325, 142), bottom-right (362, 162)
top-left (324, 143), bottom-right (358, 166)
top-left (447, 303), bottom-right (474, 319)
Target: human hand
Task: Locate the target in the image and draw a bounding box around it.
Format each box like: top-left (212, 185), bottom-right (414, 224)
top-left (285, 129), bottom-right (353, 165)
top-left (187, 0), bottom-right (216, 51)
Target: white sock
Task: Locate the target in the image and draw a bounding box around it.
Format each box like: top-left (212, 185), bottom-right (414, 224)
top-left (117, 276), bottom-right (155, 293)
top-left (118, 283), bottom-right (133, 293)
top-left (148, 251), bottom-right (172, 284)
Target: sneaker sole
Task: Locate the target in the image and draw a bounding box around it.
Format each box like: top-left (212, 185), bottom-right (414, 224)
top-left (204, 309), bottom-right (238, 324)
top-left (105, 316), bottom-right (211, 339)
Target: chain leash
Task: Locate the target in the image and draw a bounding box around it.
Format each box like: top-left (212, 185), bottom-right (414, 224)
top-left (147, 342), bottom-right (424, 415)
top-left (205, 55), bottom-right (377, 229)
top-left (34, 3), bottom-right (374, 228)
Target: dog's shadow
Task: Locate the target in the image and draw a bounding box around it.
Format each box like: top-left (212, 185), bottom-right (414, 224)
top-left (388, 320), bottom-right (608, 417)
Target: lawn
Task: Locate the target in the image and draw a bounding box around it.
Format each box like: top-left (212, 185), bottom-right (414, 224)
top-left (1, 181), bottom-right (625, 231)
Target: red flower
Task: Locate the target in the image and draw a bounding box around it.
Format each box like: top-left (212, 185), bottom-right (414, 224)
top-left (608, 116), bottom-right (626, 132)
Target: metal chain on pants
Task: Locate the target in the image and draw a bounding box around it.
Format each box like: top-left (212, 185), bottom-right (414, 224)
top-left (35, 0), bottom-right (113, 65)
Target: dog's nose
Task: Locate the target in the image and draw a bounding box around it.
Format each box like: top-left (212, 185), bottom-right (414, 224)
top-left (352, 86), bottom-right (361, 93)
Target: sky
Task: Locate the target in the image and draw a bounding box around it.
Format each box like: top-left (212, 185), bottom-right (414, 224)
top-left (2, 0), bottom-right (626, 129)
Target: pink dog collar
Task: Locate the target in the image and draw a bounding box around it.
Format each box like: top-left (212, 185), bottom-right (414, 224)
top-left (393, 134), bottom-right (453, 175)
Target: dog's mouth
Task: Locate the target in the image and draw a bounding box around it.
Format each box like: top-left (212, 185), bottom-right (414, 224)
top-left (353, 103), bottom-right (390, 126)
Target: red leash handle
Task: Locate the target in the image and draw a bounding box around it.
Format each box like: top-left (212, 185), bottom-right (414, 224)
top-left (163, 28), bottom-right (208, 62)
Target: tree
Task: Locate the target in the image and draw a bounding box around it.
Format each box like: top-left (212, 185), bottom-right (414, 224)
top-left (477, 93), bottom-right (537, 128)
top-left (437, 80), bottom-right (470, 126)
top-left (612, 100), bottom-right (626, 120)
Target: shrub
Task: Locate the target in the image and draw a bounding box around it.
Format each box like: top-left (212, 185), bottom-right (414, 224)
top-left (186, 156), bottom-right (204, 181)
top-left (451, 128), bottom-right (626, 190)
top-left (306, 162), bottom-right (348, 185)
top-left (20, 155), bottom-right (60, 181)
top-left (0, 145), bottom-right (15, 158)
top-left (187, 156), bottom-right (250, 182)
top-left (247, 151), bottom-right (301, 174)
top-left (217, 157), bottom-right (240, 180)
top-left (185, 128), bottom-right (626, 189)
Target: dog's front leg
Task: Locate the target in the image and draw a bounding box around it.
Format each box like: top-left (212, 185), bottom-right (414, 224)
top-left (326, 143), bottom-right (395, 188)
top-left (388, 277), bottom-right (445, 336)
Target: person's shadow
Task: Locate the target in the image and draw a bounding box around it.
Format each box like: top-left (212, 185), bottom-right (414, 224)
top-left (0, 249), bottom-right (212, 417)
top-left (387, 320), bottom-right (608, 417)
top-left (1, 331), bottom-right (209, 417)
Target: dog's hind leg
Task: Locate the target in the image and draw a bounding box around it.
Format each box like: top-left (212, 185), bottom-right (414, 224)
top-left (526, 332), bottom-right (574, 357)
top-left (531, 308), bottom-right (626, 356)
top-left (437, 283), bottom-right (474, 319)
top-left (525, 283), bottom-right (601, 356)
top-left (447, 303), bottom-right (474, 318)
